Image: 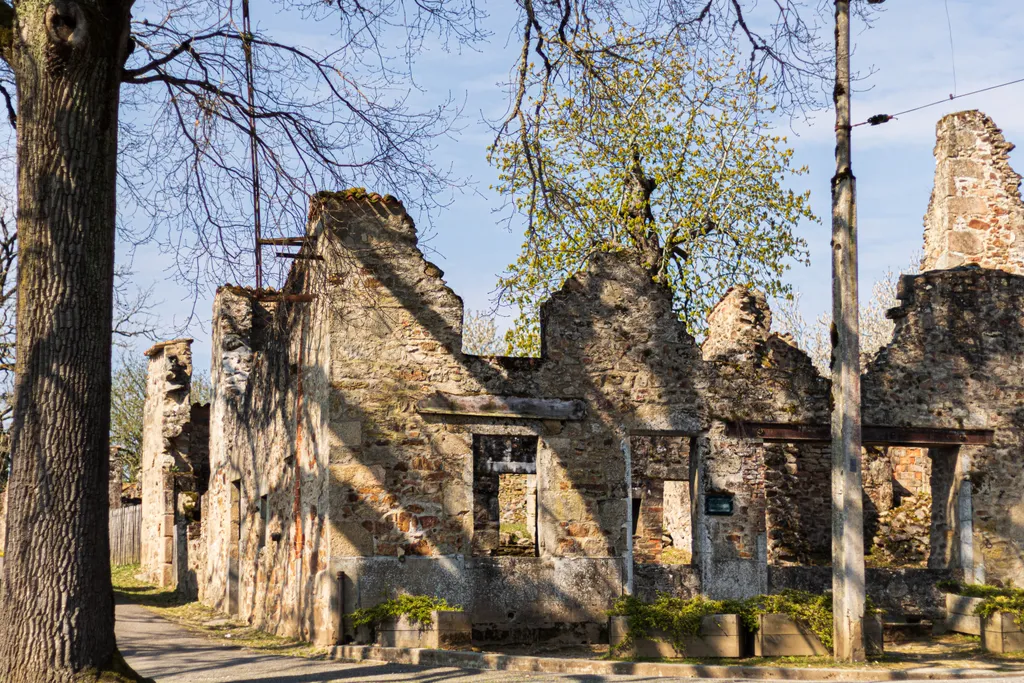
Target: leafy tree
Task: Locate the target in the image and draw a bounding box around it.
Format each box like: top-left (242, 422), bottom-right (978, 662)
top-left (110, 354), bottom-right (147, 483)
top-left (491, 32), bottom-right (814, 352)
top-left (191, 369), bottom-right (213, 406)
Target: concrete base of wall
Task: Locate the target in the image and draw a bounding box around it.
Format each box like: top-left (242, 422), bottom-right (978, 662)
top-left (609, 614), bottom-right (743, 658)
top-left (375, 612), bottom-right (472, 649)
top-left (329, 643), bottom-right (1004, 680)
top-left (946, 594), bottom-right (984, 636)
top-left (981, 613), bottom-right (1024, 654)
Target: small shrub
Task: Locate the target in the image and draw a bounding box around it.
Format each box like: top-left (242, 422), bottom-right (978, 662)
top-left (937, 580), bottom-right (1020, 599)
top-left (610, 589), bottom-right (880, 656)
top-left (608, 594), bottom-right (746, 653)
top-left (744, 590), bottom-right (835, 651)
top-left (941, 580), bottom-right (1024, 627)
top-left (350, 594), bottom-right (461, 629)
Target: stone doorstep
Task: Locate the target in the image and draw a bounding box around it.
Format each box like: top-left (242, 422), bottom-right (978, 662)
top-left (609, 615), bottom-right (743, 658)
top-left (329, 644), bottom-right (1011, 681)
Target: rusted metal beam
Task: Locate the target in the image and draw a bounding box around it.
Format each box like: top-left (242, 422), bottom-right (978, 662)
top-left (275, 251), bottom-right (323, 260)
top-left (725, 421), bottom-right (994, 446)
top-left (259, 237), bottom-right (307, 246)
top-left (417, 392), bottom-right (586, 421)
top-left (862, 426), bottom-right (994, 447)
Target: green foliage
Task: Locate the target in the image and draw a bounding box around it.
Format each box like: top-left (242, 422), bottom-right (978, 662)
top-left (744, 590), bottom-right (835, 651)
top-left (609, 594), bottom-right (746, 653)
top-left (611, 590), bottom-right (880, 655)
top-left (350, 594), bottom-right (461, 629)
top-left (937, 580), bottom-right (1019, 599)
top-left (490, 28), bottom-right (814, 352)
top-left (110, 354), bottom-right (148, 482)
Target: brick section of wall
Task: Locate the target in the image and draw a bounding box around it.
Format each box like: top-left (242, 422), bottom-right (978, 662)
top-left (922, 110), bottom-right (1024, 273)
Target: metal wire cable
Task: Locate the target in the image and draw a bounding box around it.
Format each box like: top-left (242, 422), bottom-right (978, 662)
top-left (853, 76), bottom-right (1024, 128)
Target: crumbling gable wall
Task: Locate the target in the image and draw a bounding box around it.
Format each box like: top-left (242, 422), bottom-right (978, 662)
top-left (309, 192), bottom-right (709, 643)
top-left (702, 288), bottom-right (832, 584)
top-left (202, 244), bottom-right (337, 643)
top-left (140, 339), bottom-right (194, 586)
top-left (922, 110), bottom-right (1024, 273)
top-left (863, 265), bottom-right (1024, 585)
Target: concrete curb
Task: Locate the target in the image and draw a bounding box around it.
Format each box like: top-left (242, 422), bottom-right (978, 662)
top-left (329, 644), bottom-right (1018, 680)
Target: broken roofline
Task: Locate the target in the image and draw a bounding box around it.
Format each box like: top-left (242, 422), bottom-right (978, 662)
top-left (726, 421), bottom-right (994, 446)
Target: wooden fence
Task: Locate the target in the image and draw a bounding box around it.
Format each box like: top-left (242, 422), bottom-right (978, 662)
top-left (109, 504), bottom-right (141, 566)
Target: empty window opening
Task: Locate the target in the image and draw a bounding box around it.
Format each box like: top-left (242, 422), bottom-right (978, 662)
top-left (228, 480), bottom-right (242, 615)
top-left (630, 497), bottom-right (642, 536)
top-left (472, 435), bottom-right (538, 557)
top-left (863, 446), bottom-right (965, 569)
top-left (630, 435), bottom-right (693, 565)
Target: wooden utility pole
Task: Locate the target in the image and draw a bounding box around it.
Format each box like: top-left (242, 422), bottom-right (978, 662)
top-left (831, 0), bottom-right (866, 663)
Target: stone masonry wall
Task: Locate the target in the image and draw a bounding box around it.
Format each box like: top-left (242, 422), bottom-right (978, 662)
top-left (863, 265), bottom-right (1024, 585)
top-left (201, 255), bottom-right (337, 644)
top-left (703, 287), bottom-right (832, 577)
top-left (311, 192), bottom-right (709, 642)
top-left (140, 339), bottom-right (193, 586)
top-left (922, 110), bottom-right (1024, 273)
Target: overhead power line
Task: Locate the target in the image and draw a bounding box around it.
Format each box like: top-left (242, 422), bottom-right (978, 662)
top-left (853, 76), bottom-right (1024, 128)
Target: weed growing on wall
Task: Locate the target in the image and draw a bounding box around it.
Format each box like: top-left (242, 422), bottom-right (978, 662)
top-left (350, 594), bottom-right (461, 628)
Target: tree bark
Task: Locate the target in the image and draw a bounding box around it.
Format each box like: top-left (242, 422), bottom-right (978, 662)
top-left (0, 1), bottom-right (133, 679)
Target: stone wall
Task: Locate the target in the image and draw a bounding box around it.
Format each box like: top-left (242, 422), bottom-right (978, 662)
top-left (202, 261), bottom-right (336, 644)
top-left (184, 129), bottom-right (1024, 642)
top-left (702, 288), bottom-right (832, 574)
top-left (863, 265), bottom-right (1024, 585)
top-left (140, 339), bottom-right (194, 586)
top-left (315, 193), bottom-right (709, 642)
top-left (922, 110), bottom-right (1024, 273)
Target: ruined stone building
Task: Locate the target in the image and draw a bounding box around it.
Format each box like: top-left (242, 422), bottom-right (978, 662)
top-left (139, 110), bottom-right (1024, 646)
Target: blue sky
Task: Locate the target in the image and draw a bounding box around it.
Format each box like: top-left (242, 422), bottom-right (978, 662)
top-left (122, 1), bottom-right (1024, 373)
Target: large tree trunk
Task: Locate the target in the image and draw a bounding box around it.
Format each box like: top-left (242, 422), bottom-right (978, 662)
top-left (0, 1), bottom-right (133, 679)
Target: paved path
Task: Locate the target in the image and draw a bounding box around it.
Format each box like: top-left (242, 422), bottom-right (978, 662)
top-left (118, 603), bottom-right (1024, 683)
top-left (117, 603), bottom-right (650, 682)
